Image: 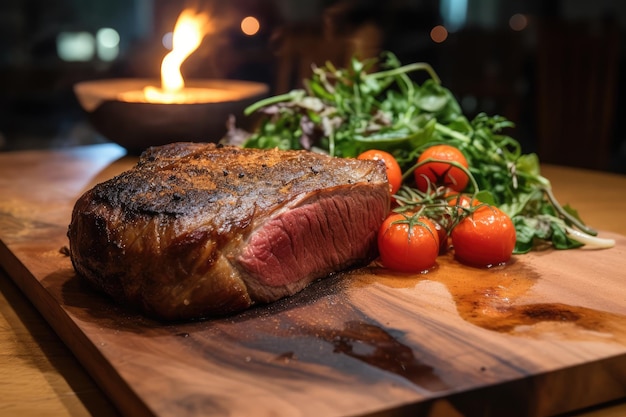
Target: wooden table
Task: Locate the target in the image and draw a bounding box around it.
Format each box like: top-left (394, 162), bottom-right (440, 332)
top-left (1, 144), bottom-right (626, 417)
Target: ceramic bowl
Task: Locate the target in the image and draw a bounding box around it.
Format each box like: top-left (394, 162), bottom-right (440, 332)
top-left (74, 78), bottom-right (269, 154)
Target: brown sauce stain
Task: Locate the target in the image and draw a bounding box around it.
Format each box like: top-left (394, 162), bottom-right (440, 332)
top-left (354, 253), bottom-right (626, 344)
top-left (198, 306), bottom-right (451, 391)
top-left (314, 320), bottom-right (449, 390)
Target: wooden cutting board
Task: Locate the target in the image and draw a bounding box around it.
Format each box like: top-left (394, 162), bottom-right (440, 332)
top-left (1, 144), bottom-right (626, 417)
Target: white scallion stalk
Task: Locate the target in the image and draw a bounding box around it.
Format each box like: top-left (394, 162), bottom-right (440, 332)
top-left (565, 226), bottom-right (615, 249)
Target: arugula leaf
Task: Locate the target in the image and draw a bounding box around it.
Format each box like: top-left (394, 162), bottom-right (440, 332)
top-left (239, 52), bottom-right (613, 252)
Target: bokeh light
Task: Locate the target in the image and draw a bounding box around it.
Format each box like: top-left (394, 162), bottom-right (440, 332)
top-left (509, 13), bottom-right (528, 31)
top-left (56, 32), bottom-right (95, 61)
top-left (241, 16), bottom-right (260, 36)
top-left (162, 32), bottom-right (173, 50)
top-left (96, 27), bottom-right (120, 61)
top-left (430, 25), bottom-right (448, 43)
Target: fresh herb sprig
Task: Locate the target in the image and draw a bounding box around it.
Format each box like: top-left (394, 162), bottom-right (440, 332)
top-left (240, 52), bottom-right (614, 252)
top-left (243, 52), bottom-right (451, 165)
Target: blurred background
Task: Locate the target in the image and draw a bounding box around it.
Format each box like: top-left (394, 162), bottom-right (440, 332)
top-left (0, 0), bottom-right (624, 172)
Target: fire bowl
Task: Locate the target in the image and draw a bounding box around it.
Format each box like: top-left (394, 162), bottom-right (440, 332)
top-left (74, 78), bottom-right (269, 154)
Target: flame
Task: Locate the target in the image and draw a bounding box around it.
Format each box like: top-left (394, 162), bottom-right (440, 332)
top-left (144, 9), bottom-right (215, 103)
top-left (116, 8), bottom-right (251, 104)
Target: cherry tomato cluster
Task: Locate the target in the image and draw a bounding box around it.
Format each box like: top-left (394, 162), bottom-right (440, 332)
top-left (358, 145), bottom-right (516, 272)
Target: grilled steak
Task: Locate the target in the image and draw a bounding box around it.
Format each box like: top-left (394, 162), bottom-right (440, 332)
top-left (68, 142), bottom-right (390, 320)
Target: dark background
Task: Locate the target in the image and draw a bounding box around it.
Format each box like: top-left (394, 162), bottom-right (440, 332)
top-left (0, 0), bottom-right (624, 172)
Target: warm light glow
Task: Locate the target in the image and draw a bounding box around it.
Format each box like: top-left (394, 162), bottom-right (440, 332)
top-left (139, 9), bottom-right (216, 103)
top-left (430, 25), bottom-right (448, 43)
top-left (241, 16), bottom-right (260, 36)
top-left (119, 87), bottom-right (244, 104)
top-left (162, 9), bottom-right (212, 92)
top-left (115, 8), bottom-right (264, 105)
top-left (509, 13), bottom-right (528, 31)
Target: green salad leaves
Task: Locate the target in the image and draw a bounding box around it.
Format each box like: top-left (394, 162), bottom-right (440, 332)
top-left (239, 52), bottom-right (614, 253)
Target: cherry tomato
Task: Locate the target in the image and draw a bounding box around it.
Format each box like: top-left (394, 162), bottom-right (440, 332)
top-left (451, 205), bottom-right (516, 267)
top-left (431, 219), bottom-right (450, 254)
top-left (414, 145), bottom-right (469, 192)
top-left (358, 149), bottom-right (402, 195)
top-left (377, 213), bottom-right (440, 273)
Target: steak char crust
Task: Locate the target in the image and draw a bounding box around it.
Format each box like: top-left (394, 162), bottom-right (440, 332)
top-left (68, 142), bottom-right (390, 320)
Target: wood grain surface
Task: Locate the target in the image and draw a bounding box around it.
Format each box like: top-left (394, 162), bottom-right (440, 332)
top-left (0, 266), bottom-right (120, 417)
top-left (1, 144), bottom-right (626, 417)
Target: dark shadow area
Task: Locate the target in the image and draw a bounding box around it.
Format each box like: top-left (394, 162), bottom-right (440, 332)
top-left (1, 0), bottom-right (624, 172)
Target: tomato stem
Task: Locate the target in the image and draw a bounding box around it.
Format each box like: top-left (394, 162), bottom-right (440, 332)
top-left (401, 158), bottom-right (479, 193)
